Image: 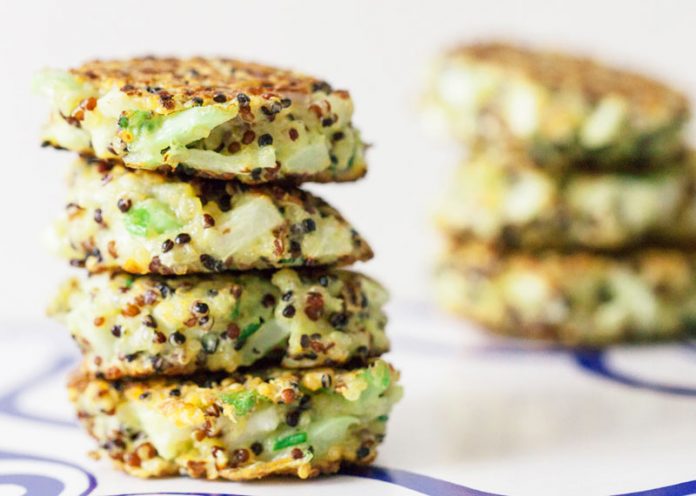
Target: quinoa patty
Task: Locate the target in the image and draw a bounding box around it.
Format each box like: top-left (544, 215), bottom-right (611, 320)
top-left (51, 159), bottom-right (372, 274)
top-left (50, 269), bottom-right (388, 379)
top-left (35, 57), bottom-right (365, 183)
top-left (437, 146), bottom-right (696, 250)
top-left (68, 360), bottom-right (401, 480)
top-left (436, 241), bottom-right (696, 345)
top-left (425, 42), bottom-right (688, 169)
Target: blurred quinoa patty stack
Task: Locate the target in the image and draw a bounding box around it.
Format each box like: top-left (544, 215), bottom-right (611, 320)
top-left (436, 241), bottom-right (696, 345)
top-left (437, 145), bottom-right (696, 251)
top-left (38, 56), bottom-right (401, 480)
top-left (428, 41), bottom-right (696, 345)
top-left (425, 42), bottom-right (689, 171)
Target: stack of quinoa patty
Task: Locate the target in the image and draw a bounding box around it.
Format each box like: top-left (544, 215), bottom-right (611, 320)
top-left (427, 42), bottom-right (696, 345)
top-left (38, 57), bottom-right (401, 480)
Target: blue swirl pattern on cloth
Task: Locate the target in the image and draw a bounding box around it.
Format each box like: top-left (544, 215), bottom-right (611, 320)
top-left (0, 450), bottom-right (97, 496)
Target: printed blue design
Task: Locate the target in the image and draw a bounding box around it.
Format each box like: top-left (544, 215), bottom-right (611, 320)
top-left (0, 474), bottom-right (64, 495)
top-left (573, 349), bottom-right (696, 397)
top-left (103, 467), bottom-right (495, 496)
top-left (343, 465), bottom-right (501, 495)
top-left (0, 449), bottom-right (97, 496)
top-left (614, 479), bottom-right (696, 496)
top-left (0, 353), bottom-right (77, 428)
top-left (106, 492), bottom-right (248, 496)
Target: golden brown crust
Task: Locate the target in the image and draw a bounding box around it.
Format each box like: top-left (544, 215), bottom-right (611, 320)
top-left (437, 144), bottom-right (696, 250)
top-left (53, 158), bottom-right (373, 275)
top-left (437, 240), bottom-right (696, 345)
top-left (72, 56), bottom-right (347, 114)
top-left (450, 42), bottom-right (688, 113)
top-left (68, 360), bottom-right (400, 480)
top-left (50, 269), bottom-right (389, 380)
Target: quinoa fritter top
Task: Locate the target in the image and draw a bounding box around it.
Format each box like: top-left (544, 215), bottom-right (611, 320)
top-left (72, 56), bottom-right (347, 113)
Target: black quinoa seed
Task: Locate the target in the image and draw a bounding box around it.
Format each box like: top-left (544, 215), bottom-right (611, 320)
top-left (117, 198), bottom-right (132, 212)
top-left (330, 313), bottom-right (348, 329)
top-left (213, 93), bottom-right (227, 103)
top-left (302, 218), bottom-right (316, 233)
top-left (139, 392), bottom-right (150, 400)
top-left (156, 282), bottom-right (172, 298)
top-left (321, 117), bottom-right (334, 127)
top-left (93, 208), bottom-right (103, 224)
top-left (151, 356), bottom-right (164, 372)
top-left (286, 410), bottom-right (300, 427)
top-left (261, 104), bottom-right (281, 116)
top-left (356, 446), bottom-right (370, 459)
top-left (321, 374), bottom-right (332, 388)
top-left (258, 134), bottom-right (273, 146)
top-left (192, 301), bottom-right (209, 314)
top-left (175, 233), bottom-right (191, 245)
top-left (161, 239), bottom-right (174, 253)
top-left (125, 353), bottom-right (139, 362)
top-left (282, 305), bottom-right (296, 318)
top-left (170, 331), bottom-right (186, 345)
top-left (236, 93), bottom-right (250, 106)
top-left (111, 325), bottom-right (122, 338)
top-left (250, 442), bottom-right (263, 455)
top-left (300, 334), bottom-right (310, 348)
top-left (200, 254), bottom-right (224, 272)
top-left (169, 388), bottom-right (181, 397)
top-left (289, 240), bottom-right (301, 255)
top-left (312, 81), bottom-right (332, 93)
top-left (281, 291), bottom-right (293, 302)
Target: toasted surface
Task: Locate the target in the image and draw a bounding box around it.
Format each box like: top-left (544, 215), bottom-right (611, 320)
top-left (49, 269), bottom-right (389, 379)
top-left (51, 158), bottom-right (372, 274)
top-left (68, 360), bottom-right (401, 480)
top-left (437, 146), bottom-right (696, 250)
top-left (436, 241), bottom-right (696, 345)
top-left (425, 42), bottom-right (688, 169)
top-left (35, 57), bottom-right (365, 183)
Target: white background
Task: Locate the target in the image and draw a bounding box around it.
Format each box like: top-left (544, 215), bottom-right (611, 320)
top-left (1, 0), bottom-right (695, 322)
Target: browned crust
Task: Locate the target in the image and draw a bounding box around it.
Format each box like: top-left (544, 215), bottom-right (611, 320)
top-left (151, 158), bottom-right (368, 184)
top-left (68, 364), bottom-right (392, 481)
top-left (449, 42), bottom-right (689, 114)
top-left (63, 158), bottom-right (373, 274)
top-left (71, 56), bottom-right (349, 114)
top-left (438, 240), bottom-right (696, 345)
top-left (444, 239), bottom-right (696, 275)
